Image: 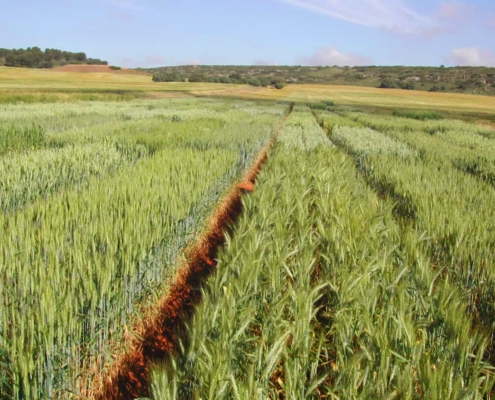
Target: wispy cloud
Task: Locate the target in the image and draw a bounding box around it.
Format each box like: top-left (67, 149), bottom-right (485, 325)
top-left (297, 46), bottom-right (371, 66)
top-left (445, 47), bottom-right (495, 67)
top-left (435, 2), bottom-right (474, 33)
top-left (279, 0), bottom-right (436, 35)
top-left (279, 0), bottom-right (477, 37)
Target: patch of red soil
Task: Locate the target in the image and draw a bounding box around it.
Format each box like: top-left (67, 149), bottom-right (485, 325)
top-left (51, 65), bottom-right (140, 74)
top-left (93, 106), bottom-right (293, 400)
top-left (237, 181), bottom-right (255, 192)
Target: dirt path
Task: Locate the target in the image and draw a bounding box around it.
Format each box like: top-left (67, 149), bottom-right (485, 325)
top-left (93, 107), bottom-right (292, 400)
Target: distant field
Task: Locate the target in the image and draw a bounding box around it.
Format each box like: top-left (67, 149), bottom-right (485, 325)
top-left (195, 84), bottom-right (495, 117)
top-left (51, 65), bottom-right (140, 74)
top-left (1, 67), bottom-right (495, 120)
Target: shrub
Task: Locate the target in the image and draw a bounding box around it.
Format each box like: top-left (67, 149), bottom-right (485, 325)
top-left (109, 66), bottom-right (122, 70)
top-left (188, 74), bottom-right (207, 83)
top-left (247, 78), bottom-right (261, 87)
top-left (380, 79), bottom-right (399, 89)
top-left (400, 81), bottom-right (416, 90)
top-left (258, 76), bottom-right (271, 87)
top-left (229, 73), bottom-right (242, 81)
top-left (152, 73), bottom-right (182, 82)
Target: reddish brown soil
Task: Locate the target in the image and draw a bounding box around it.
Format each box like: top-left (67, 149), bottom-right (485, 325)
top-left (51, 65), bottom-right (140, 74)
top-left (93, 109), bottom-right (292, 400)
top-left (237, 181), bottom-right (255, 192)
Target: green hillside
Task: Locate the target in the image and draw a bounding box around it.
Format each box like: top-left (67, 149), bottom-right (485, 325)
top-left (143, 65), bottom-right (495, 96)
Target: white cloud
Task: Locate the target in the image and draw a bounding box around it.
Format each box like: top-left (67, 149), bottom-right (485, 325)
top-left (297, 46), bottom-right (371, 66)
top-left (445, 47), bottom-right (495, 67)
top-left (279, 0), bottom-right (436, 35)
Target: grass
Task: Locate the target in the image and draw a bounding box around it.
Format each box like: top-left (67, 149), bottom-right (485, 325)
top-left (393, 109), bottom-right (444, 120)
top-left (0, 124), bottom-right (46, 155)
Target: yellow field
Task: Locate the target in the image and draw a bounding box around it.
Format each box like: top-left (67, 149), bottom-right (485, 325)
top-left (1, 66), bottom-right (495, 117)
top-left (195, 84), bottom-right (495, 116)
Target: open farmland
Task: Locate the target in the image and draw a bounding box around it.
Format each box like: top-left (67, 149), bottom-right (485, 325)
top-left (1, 67), bottom-right (495, 399)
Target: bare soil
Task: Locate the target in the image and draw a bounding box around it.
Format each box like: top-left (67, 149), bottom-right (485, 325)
top-left (51, 65), bottom-right (140, 74)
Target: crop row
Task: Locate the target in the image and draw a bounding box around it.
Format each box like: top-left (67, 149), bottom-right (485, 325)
top-left (340, 112), bottom-right (495, 185)
top-left (331, 125), bottom-right (416, 158)
top-left (277, 105), bottom-right (329, 150)
top-left (0, 99), bottom-right (285, 135)
top-left (317, 110), bottom-right (495, 379)
top-left (150, 107), bottom-right (493, 398)
top-left (1, 100), bottom-right (285, 216)
top-left (0, 141), bottom-right (147, 214)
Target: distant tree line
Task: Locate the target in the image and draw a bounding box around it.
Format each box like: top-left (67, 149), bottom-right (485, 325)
top-left (0, 47), bottom-right (108, 69)
top-left (152, 71), bottom-right (286, 89)
top-left (144, 64), bottom-right (495, 96)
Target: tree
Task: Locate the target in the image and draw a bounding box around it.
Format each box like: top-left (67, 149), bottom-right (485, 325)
top-left (0, 47), bottom-right (107, 69)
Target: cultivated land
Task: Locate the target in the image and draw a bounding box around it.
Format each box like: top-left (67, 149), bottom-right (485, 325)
top-left (1, 66), bottom-right (495, 399)
top-left (2, 67), bottom-right (495, 120)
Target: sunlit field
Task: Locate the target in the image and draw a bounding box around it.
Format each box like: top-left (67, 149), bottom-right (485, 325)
top-left (2, 66), bottom-right (495, 119)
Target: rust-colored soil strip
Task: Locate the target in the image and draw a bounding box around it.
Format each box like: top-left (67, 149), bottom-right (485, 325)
top-left (94, 110), bottom-right (291, 400)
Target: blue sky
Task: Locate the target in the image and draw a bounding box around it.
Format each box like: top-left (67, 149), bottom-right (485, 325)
top-left (1, 0), bottom-right (494, 67)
